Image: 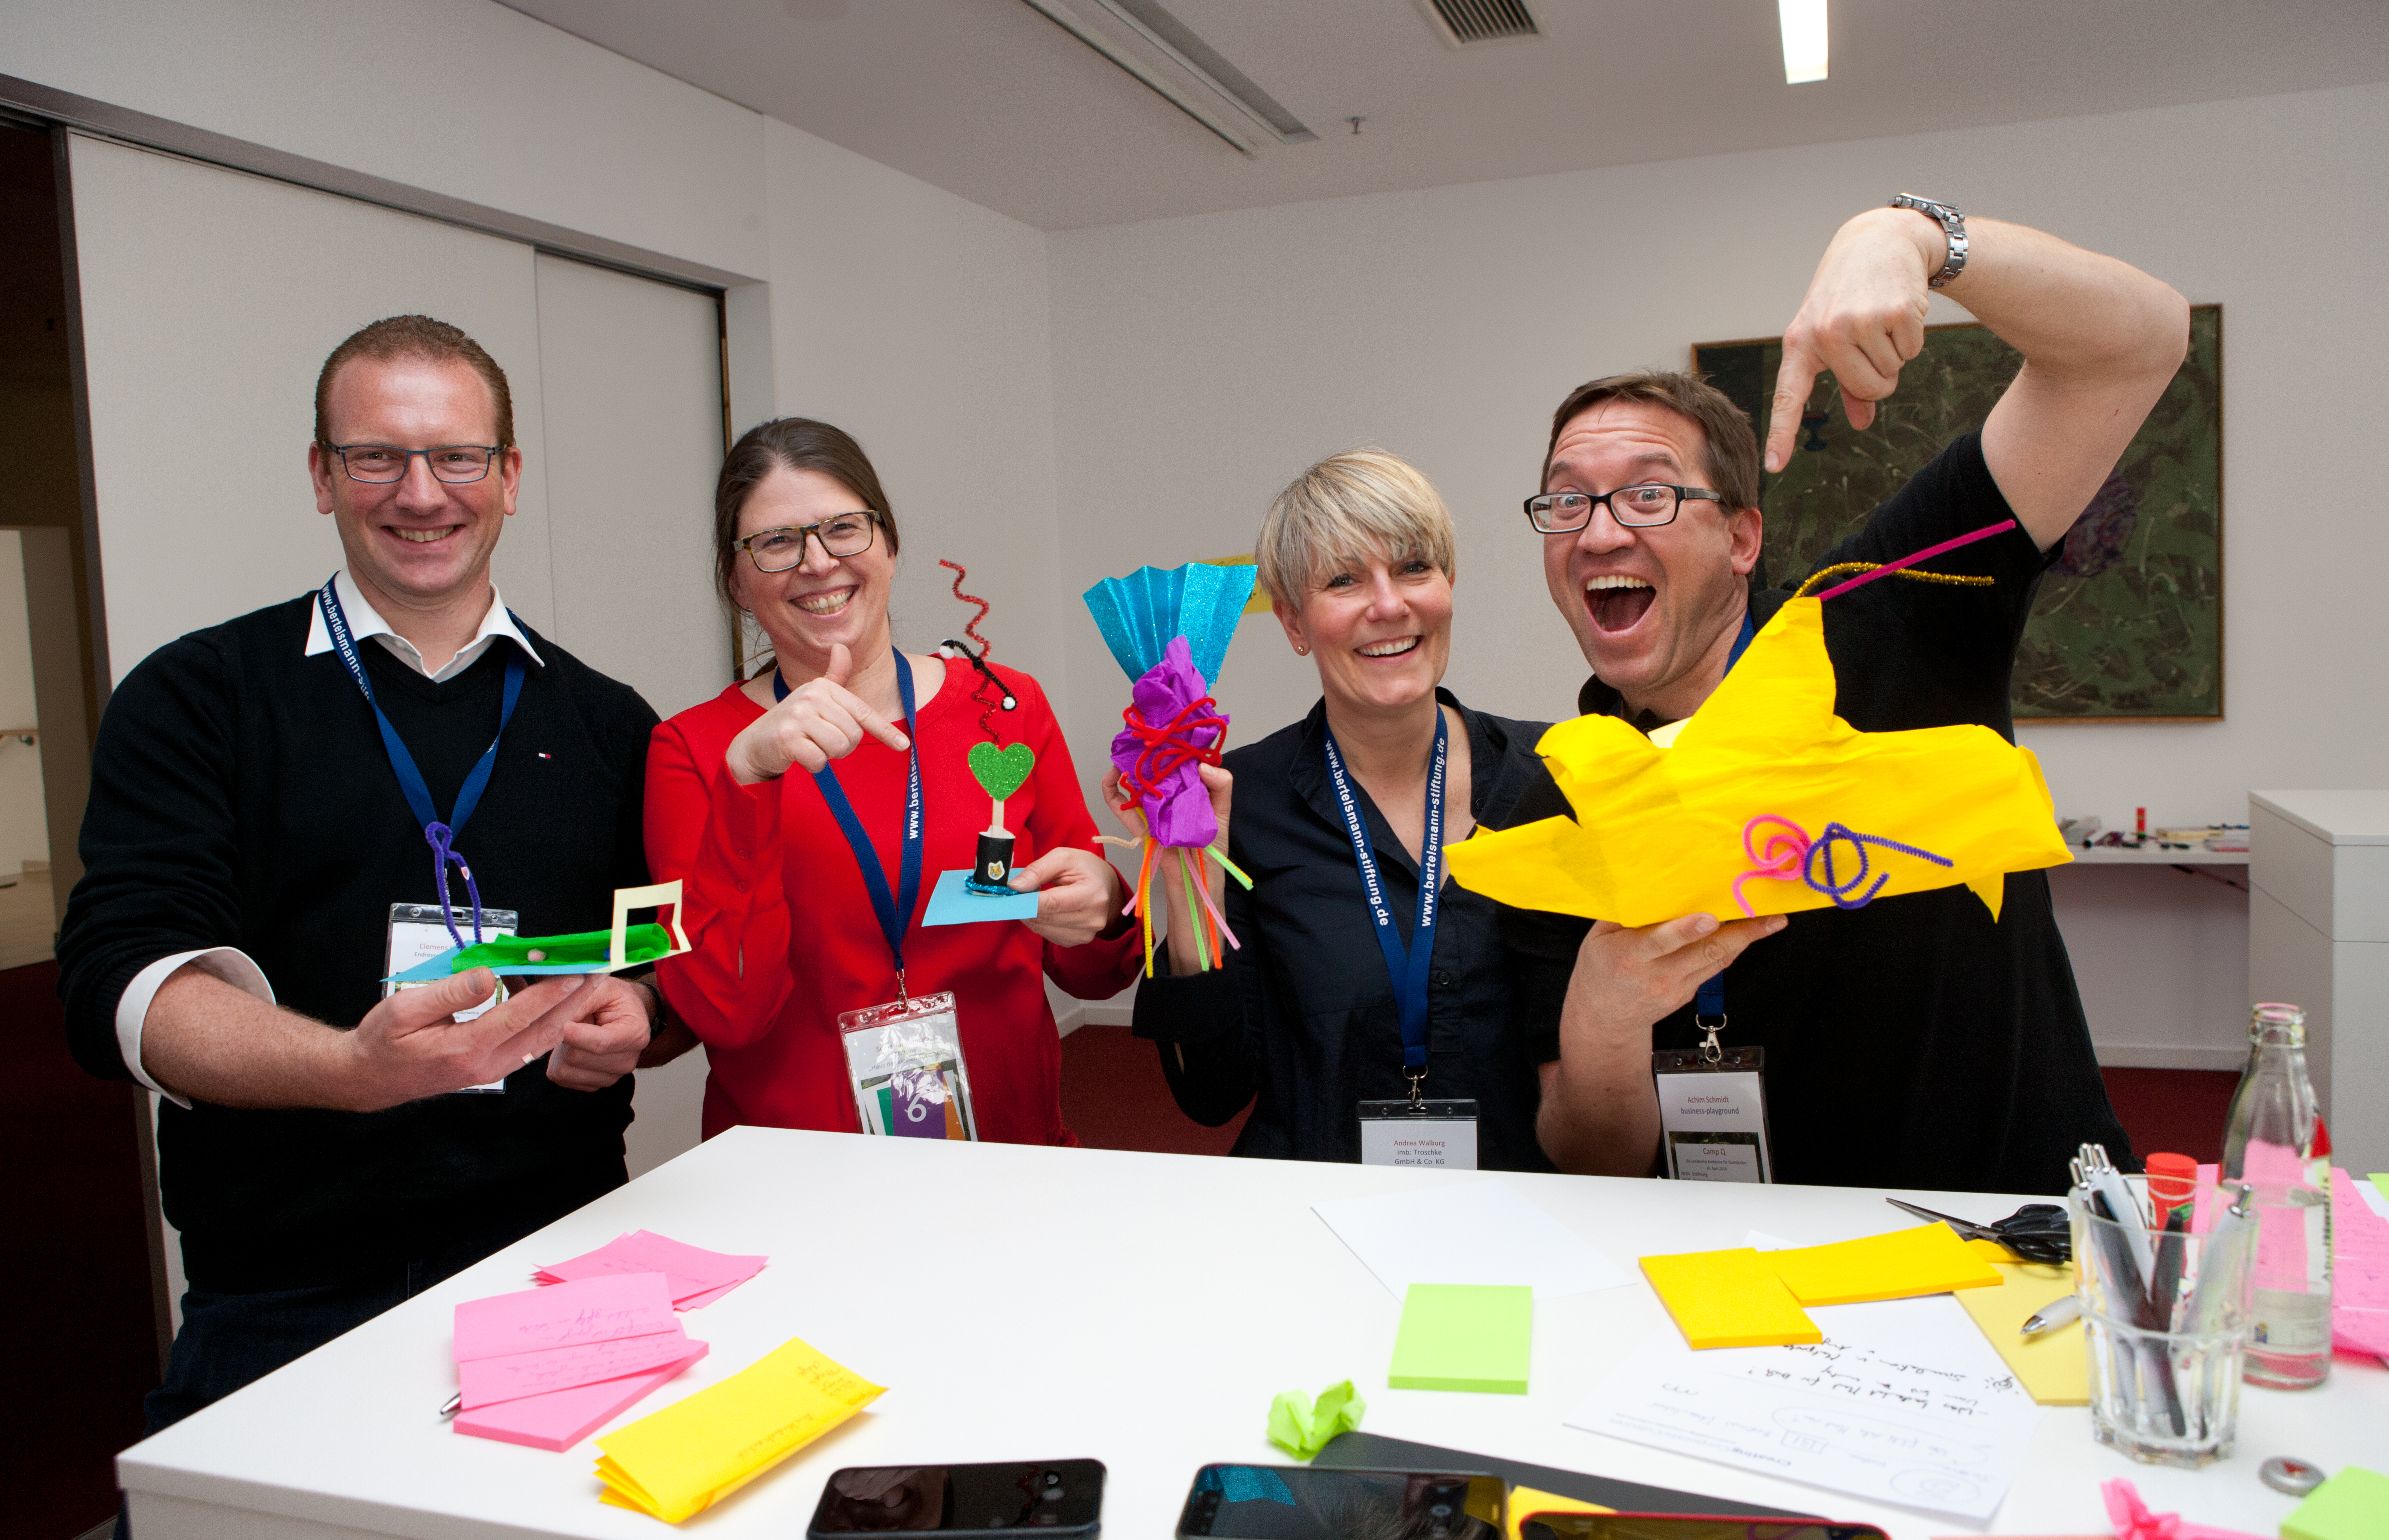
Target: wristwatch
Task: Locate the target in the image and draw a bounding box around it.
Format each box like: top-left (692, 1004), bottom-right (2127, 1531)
top-left (1888, 193), bottom-right (1967, 289)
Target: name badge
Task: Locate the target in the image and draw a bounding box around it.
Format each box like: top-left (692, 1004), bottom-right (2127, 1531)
top-left (385, 902), bottom-right (517, 1093)
top-left (1357, 1098), bottom-right (1479, 1169)
top-left (1652, 1046), bottom-right (1773, 1183)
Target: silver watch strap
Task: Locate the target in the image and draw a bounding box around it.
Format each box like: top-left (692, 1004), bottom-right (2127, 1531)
top-left (1889, 193), bottom-right (1968, 289)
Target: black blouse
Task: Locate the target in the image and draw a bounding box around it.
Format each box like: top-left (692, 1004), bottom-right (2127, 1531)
top-left (1130, 690), bottom-right (1559, 1171)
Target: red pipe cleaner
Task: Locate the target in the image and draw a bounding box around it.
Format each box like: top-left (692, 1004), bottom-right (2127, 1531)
top-left (939, 559), bottom-right (994, 656)
top-left (938, 558), bottom-right (1008, 741)
top-left (1117, 695), bottom-right (1227, 811)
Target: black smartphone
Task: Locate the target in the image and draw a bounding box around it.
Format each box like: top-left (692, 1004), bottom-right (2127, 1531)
top-left (1176, 1464), bottom-right (1504, 1539)
top-left (1519, 1518), bottom-right (1890, 1540)
top-left (807, 1459), bottom-right (1104, 1535)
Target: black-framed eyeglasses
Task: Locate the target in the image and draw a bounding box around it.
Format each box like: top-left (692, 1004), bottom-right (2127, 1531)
top-left (1524, 482), bottom-right (1724, 533)
top-left (734, 512), bottom-right (881, 572)
top-left (325, 443), bottom-right (502, 484)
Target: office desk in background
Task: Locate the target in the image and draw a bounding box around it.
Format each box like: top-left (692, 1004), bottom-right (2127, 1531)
top-left (119, 1129), bottom-right (2387, 1540)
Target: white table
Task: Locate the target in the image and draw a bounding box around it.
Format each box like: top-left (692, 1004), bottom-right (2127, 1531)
top-left (120, 1129), bottom-right (2387, 1539)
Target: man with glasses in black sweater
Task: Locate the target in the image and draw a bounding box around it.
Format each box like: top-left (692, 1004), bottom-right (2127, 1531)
top-left (58, 315), bottom-right (683, 1454)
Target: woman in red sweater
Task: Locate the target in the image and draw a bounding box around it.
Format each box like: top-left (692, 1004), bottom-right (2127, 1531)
top-left (645, 418), bottom-right (1138, 1143)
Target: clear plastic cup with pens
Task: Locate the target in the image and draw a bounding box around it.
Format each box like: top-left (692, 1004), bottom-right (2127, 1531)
top-left (2070, 1144), bottom-right (2257, 1467)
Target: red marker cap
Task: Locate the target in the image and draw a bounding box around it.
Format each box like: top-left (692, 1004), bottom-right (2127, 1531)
top-left (2146, 1152), bottom-right (2198, 1208)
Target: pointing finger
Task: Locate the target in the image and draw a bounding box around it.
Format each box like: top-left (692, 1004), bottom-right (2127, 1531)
top-left (1764, 342), bottom-right (1821, 473)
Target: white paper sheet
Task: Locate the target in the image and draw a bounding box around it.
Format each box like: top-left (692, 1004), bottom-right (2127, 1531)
top-left (1310, 1179), bottom-right (1629, 1300)
top-left (1564, 1294), bottom-right (2045, 1522)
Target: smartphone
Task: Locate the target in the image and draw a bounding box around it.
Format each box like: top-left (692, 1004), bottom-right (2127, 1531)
top-left (1519, 1518), bottom-right (1890, 1540)
top-left (1176, 1465), bottom-right (1504, 1539)
top-left (807, 1460), bottom-right (1104, 1535)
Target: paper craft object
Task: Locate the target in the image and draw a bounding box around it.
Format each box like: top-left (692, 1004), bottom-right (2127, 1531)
top-left (1083, 561), bottom-right (1259, 976)
top-left (1266, 1378), bottom-right (1366, 1459)
top-left (922, 868), bottom-right (1041, 927)
top-left (1310, 1179), bottom-right (1629, 1301)
top-left (2105, 1479), bottom-right (2269, 1540)
top-left (1952, 1259), bottom-right (2086, 1405)
top-left (595, 1333), bottom-right (885, 1523)
top-left (1447, 544), bottom-right (2071, 927)
top-left (536, 1230), bottom-right (767, 1311)
top-left (1388, 1283), bottom-right (1532, 1394)
top-left (386, 881), bottom-right (691, 983)
top-left (450, 1272), bottom-right (708, 1451)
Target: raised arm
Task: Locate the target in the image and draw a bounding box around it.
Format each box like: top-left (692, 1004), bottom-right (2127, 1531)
top-left (1766, 204), bottom-right (2190, 549)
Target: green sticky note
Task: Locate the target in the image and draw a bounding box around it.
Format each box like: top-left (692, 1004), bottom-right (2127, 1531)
top-left (2371, 1173), bottom-right (2389, 1207)
top-left (2283, 1466), bottom-right (2389, 1540)
top-left (1388, 1283), bottom-right (1531, 1394)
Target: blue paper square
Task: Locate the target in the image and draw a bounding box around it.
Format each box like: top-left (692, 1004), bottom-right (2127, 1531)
top-left (921, 868), bottom-right (1041, 927)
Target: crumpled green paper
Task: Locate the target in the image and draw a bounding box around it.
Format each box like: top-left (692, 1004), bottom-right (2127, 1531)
top-left (1266, 1379), bottom-right (1365, 1459)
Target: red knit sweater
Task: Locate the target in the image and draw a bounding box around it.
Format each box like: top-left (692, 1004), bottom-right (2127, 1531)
top-left (645, 662), bottom-right (1138, 1144)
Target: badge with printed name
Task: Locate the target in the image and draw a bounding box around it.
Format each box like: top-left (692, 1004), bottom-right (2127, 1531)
top-left (1651, 1046), bottom-right (1773, 1183)
top-left (1357, 1098), bottom-right (1479, 1169)
top-left (384, 902), bottom-right (517, 1093)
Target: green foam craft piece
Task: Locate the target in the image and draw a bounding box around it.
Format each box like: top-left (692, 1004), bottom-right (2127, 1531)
top-left (968, 740), bottom-right (1036, 802)
top-left (2283, 1467), bottom-right (2389, 1540)
top-left (451, 924), bottom-right (676, 972)
top-left (1265, 1379), bottom-right (1365, 1460)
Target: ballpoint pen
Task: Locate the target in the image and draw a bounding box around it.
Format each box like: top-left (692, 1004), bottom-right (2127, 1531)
top-left (2020, 1295), bottom-right (2081, 1336)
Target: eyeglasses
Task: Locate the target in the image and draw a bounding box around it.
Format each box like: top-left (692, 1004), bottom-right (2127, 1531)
top-left (1524, 482), bottom-right (1724, 533)
top-left (326, 443), bottom-right (501, 484)
top-left (734, 512), bottom-right (881, 572)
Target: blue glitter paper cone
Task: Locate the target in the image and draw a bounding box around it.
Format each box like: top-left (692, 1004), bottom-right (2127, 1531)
top-left (1082, 561), bottom-right (1258, 685)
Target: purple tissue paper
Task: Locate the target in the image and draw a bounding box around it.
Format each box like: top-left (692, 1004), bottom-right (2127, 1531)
top-left (1111, 636), bottom-right (1227, 848)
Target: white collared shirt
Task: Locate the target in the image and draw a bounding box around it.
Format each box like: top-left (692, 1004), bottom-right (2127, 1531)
top-left (118, 573), bottom-right (538, 1104)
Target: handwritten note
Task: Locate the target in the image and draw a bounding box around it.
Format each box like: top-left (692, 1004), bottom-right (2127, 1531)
top-left (454, 1272), bottom-right (679, 1361)
top-left (2332, 1167), bottom-right (2389, 1356)
top-left (460, 1331), bottom-right (713, 1410)
top-left (538, 1231), bottom-right (767, 1310)
top-left (1564, 1294), bottom-right (2044, 1522)
top-left (455, 1348), bottom-right (708, 1452)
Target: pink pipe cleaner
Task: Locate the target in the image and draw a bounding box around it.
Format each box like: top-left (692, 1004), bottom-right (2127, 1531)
top-left (1732, 814), bottom-right (1953, 917)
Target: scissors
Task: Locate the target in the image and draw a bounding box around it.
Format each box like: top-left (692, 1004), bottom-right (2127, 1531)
top-left (1885, 1198), bottom-right (2071, 1265)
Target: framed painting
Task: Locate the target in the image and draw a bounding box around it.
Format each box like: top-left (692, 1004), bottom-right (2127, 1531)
top-left (1692, 304), bottom-right (2222, 721)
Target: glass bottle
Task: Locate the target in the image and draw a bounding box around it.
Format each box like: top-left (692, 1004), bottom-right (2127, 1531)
top-left (2219, 1002), bottom-right (2332, 1389)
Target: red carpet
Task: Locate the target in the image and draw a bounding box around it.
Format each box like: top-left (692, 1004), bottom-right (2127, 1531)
top-left (2101, 1066), bottom-right (2242, 1166)
top-left (1, 960), bottom-right (161, 1540)
top-left (1059, 1023), bottom-right (1247, 1156)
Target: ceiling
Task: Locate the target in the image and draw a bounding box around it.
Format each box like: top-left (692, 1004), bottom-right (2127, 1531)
top-left (496, 0), bottom-right (2389, 231)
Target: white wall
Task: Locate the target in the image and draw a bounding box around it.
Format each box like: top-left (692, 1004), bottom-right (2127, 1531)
top-left (1047, 82), bottom-right (2389, 1065)
top-left (0, 531), bottom-right (47, 873)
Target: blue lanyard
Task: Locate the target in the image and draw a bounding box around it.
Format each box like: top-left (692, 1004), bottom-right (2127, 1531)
top-left (776, 653), bottom-right (923, 990)
top-left (317, 576), bottom-right (524, 950)
top-left (1321, 707), bottom-right (1449, 1077)
top-left (1694, 610), bottom-right (1761, 1022)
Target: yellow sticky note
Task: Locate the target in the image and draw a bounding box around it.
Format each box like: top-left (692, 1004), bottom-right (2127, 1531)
top-left (1766, 1223), bottom-right (2005, 1306)
top-left (1641, 1248), bottom-right (1822, 1349)
top-left (1506, 1484), bottom-right (1613, 1540)
top-left (1952, 1260), bottom-right (2085, 1406)
top-left (594, 1334), bottom-right (884, 1524)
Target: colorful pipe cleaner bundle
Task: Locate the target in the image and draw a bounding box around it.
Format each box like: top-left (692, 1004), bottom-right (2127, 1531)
top-left (1082, 561), bottom-right (1259, 976)
top-left (1446, 521), bottom-right (2072, 926)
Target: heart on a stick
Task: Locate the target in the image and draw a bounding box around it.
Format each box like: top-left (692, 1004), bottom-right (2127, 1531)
top-left (968, 741), bottom-right (1036, 803)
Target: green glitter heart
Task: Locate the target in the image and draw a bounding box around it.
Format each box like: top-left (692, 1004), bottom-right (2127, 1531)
top-left (968, 740), bottom-right (1035, 802)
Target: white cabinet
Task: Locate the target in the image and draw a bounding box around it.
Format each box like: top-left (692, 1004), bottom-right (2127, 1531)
top-left (2249, 791), bottom-right (2389, 1173)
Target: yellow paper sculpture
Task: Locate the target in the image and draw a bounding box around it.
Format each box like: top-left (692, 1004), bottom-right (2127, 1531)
top-left (1445, 596), bottom-right (2069, 926)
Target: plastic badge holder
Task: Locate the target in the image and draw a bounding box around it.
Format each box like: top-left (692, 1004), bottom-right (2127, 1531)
top-left (839, 993), bottom-right (980, 1141)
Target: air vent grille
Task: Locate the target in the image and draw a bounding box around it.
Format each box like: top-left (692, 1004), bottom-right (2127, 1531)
top-left (1427, 0), bottom-right (1539, 45)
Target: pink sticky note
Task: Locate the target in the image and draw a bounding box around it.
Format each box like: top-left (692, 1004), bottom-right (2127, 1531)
top-left (453, 1341), bottom-right (707, 1451)
top-left (2331, 1167), bottom-right (2389, 1311)
top-left (458, 1326), bottom-right (700, 1410)
top-left (537, 1231), bottom-right (766, 1308)
top-left (674, 1279), bottom-right (745, 1311)
top-left (2335, 1309), bottom-right (2389, 1356)
top-left (453, 1272), bottom-right (678, 1362)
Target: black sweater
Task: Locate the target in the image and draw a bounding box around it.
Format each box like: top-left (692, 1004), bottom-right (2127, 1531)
top-left (57, 593), bottom-right (660, 1292)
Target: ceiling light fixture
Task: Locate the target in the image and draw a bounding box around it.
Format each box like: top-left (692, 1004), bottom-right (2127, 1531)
top-left (1087, 0), bottom-right (1315, 143)
top-left (1779, 0), bottom-right (1828, 84)
top-left (1017, 0), bottom-right (1259, 157)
